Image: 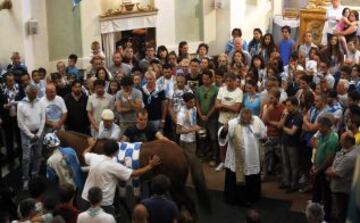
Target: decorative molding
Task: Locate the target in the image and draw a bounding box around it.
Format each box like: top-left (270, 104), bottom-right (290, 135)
top-left (99, 9), bottom-right (158, 21)
top-left (99, 10), bottom-right (158, 34)
top-left (299, 8), bottom-right (326, 45)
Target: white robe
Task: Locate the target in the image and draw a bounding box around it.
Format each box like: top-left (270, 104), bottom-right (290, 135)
top-left (218, 115), bottom-right (267, 175)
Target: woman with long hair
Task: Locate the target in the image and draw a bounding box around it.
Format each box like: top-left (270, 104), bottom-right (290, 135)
top-left (259, 33), bottom-right (277, 65)
top-left (157, 45), bottom-right (168, 65)
top-left (334, 10), bottom-right (359, 54)
top-left (309, 47), bottom-right (320, 61)
top-left (248, 28), bottom-right (263, 57)
top-left (261, 65), bottom-right (278, 90)
top-left (249, 55), bottom-right (266, 83)
top-left (95, 67), bottom-right (110, 91)
top-left (320, 35), bottom-right (344, 74)
top-left (107, 79), bottom-right (120, 96)
top-left (243, 79), bottom-right (261, 116)
top-left (178, 41), bottom-right (190, 59)
top-left (229, 50), bottom-right (246, 74)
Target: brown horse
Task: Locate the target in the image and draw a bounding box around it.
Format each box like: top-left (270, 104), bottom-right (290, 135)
top-left (57, 131), bottom-right (211, 218)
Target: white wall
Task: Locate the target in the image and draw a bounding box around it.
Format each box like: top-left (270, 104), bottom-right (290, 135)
top-left (26, 0), bottom-right (49, 71)
top-left (208, 0), bottom-right (272, 56)
top-left (0, 0), bottom-right (50, 72)
top-left (0, 0), bottom-right (25, 68)
top-left (241, 0), bottom-right (272, 41)
top-left (79, 0), bottom-right (102, 68)
top-left (213, 0), bottom-right (231, 55)
top-left (155, 0), bottom-right (176, 48)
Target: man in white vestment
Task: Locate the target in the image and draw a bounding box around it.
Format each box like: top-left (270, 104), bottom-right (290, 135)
top-left (218, 108), bottom-right (266, 206)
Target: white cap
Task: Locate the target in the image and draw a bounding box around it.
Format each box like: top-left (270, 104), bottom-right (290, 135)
top-left (101, 109), bottom-right (114, 120)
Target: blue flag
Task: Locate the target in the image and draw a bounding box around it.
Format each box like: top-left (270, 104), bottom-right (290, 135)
top-left (72, 0), bottom-right (81, 9)
top-left (346, 155), bottom-right (360, 223)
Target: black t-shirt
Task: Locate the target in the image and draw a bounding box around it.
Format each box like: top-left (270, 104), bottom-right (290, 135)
top-left (64, 93), bottom-right (90, 135)
top-left (142, 197), bottom-right (179, 223)
top-left (142, 89), bottom-right (165, 121)
top-left (282, 111), bottom-right (303, 146)
top-left (124, 124), bottom-right (158, 142)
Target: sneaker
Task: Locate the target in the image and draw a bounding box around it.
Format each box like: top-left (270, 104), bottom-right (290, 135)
top-left (208, 160), bottom-right (217, 167)
top-left (298, 175), bottom-right (308, 184)
top-left (215, 162), bottom-right (224, 172)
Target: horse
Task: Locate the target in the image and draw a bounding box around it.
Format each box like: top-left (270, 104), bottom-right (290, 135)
top-left (56, 131), bottom-right (211, 220)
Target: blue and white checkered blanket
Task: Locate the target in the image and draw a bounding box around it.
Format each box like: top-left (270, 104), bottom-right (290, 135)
top-left (116, 142), bottom-right (142, 196)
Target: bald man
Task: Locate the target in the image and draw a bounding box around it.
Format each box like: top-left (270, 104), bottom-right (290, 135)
top-left (132, 204), bottom-right (148, 223)
top-left (40, 84), bottom-right (68, 134)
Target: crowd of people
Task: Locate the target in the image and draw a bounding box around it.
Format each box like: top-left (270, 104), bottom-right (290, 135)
top-left (0, 0), bottom-right (359, 222)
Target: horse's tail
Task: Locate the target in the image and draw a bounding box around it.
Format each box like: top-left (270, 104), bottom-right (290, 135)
top-left (185, 152), bottom-right (212, 213)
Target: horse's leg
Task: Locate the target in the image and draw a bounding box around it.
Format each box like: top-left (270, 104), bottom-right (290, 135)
top-left (114, 184), bottom-right (132, 221)
top-left (171, 187), bottom-right (198, 223)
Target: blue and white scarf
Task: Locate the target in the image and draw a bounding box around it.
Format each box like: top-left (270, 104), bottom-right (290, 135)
top-left (142, 85), bottom-right (161, 105)
top-left (116, 142), bottom-right (142, 196)
top-left (2, 83), bottom-right (20, 102)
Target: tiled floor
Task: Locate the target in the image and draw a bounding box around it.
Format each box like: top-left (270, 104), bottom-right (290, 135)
top-left (189, 163), bottom-right (311, 213)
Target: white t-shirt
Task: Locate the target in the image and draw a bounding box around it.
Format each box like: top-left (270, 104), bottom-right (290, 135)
top-left (177, 106), bottom-right (197, 142)
top-left (216, 86), bottom-right (243, 124)
top-left (40, 96), bottom-right (68, 123)
top-left (347, 50), bottom-right (360, 64)
top-left (77, 208), bottom-right (116, 223)
top-left (326, 5), bottom-right (344, 34)
top-left (81, 153), bottom-right (132, 206)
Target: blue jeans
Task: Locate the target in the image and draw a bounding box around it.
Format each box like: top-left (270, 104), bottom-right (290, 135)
top-left (20, 132), bottom-right (42, 181)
